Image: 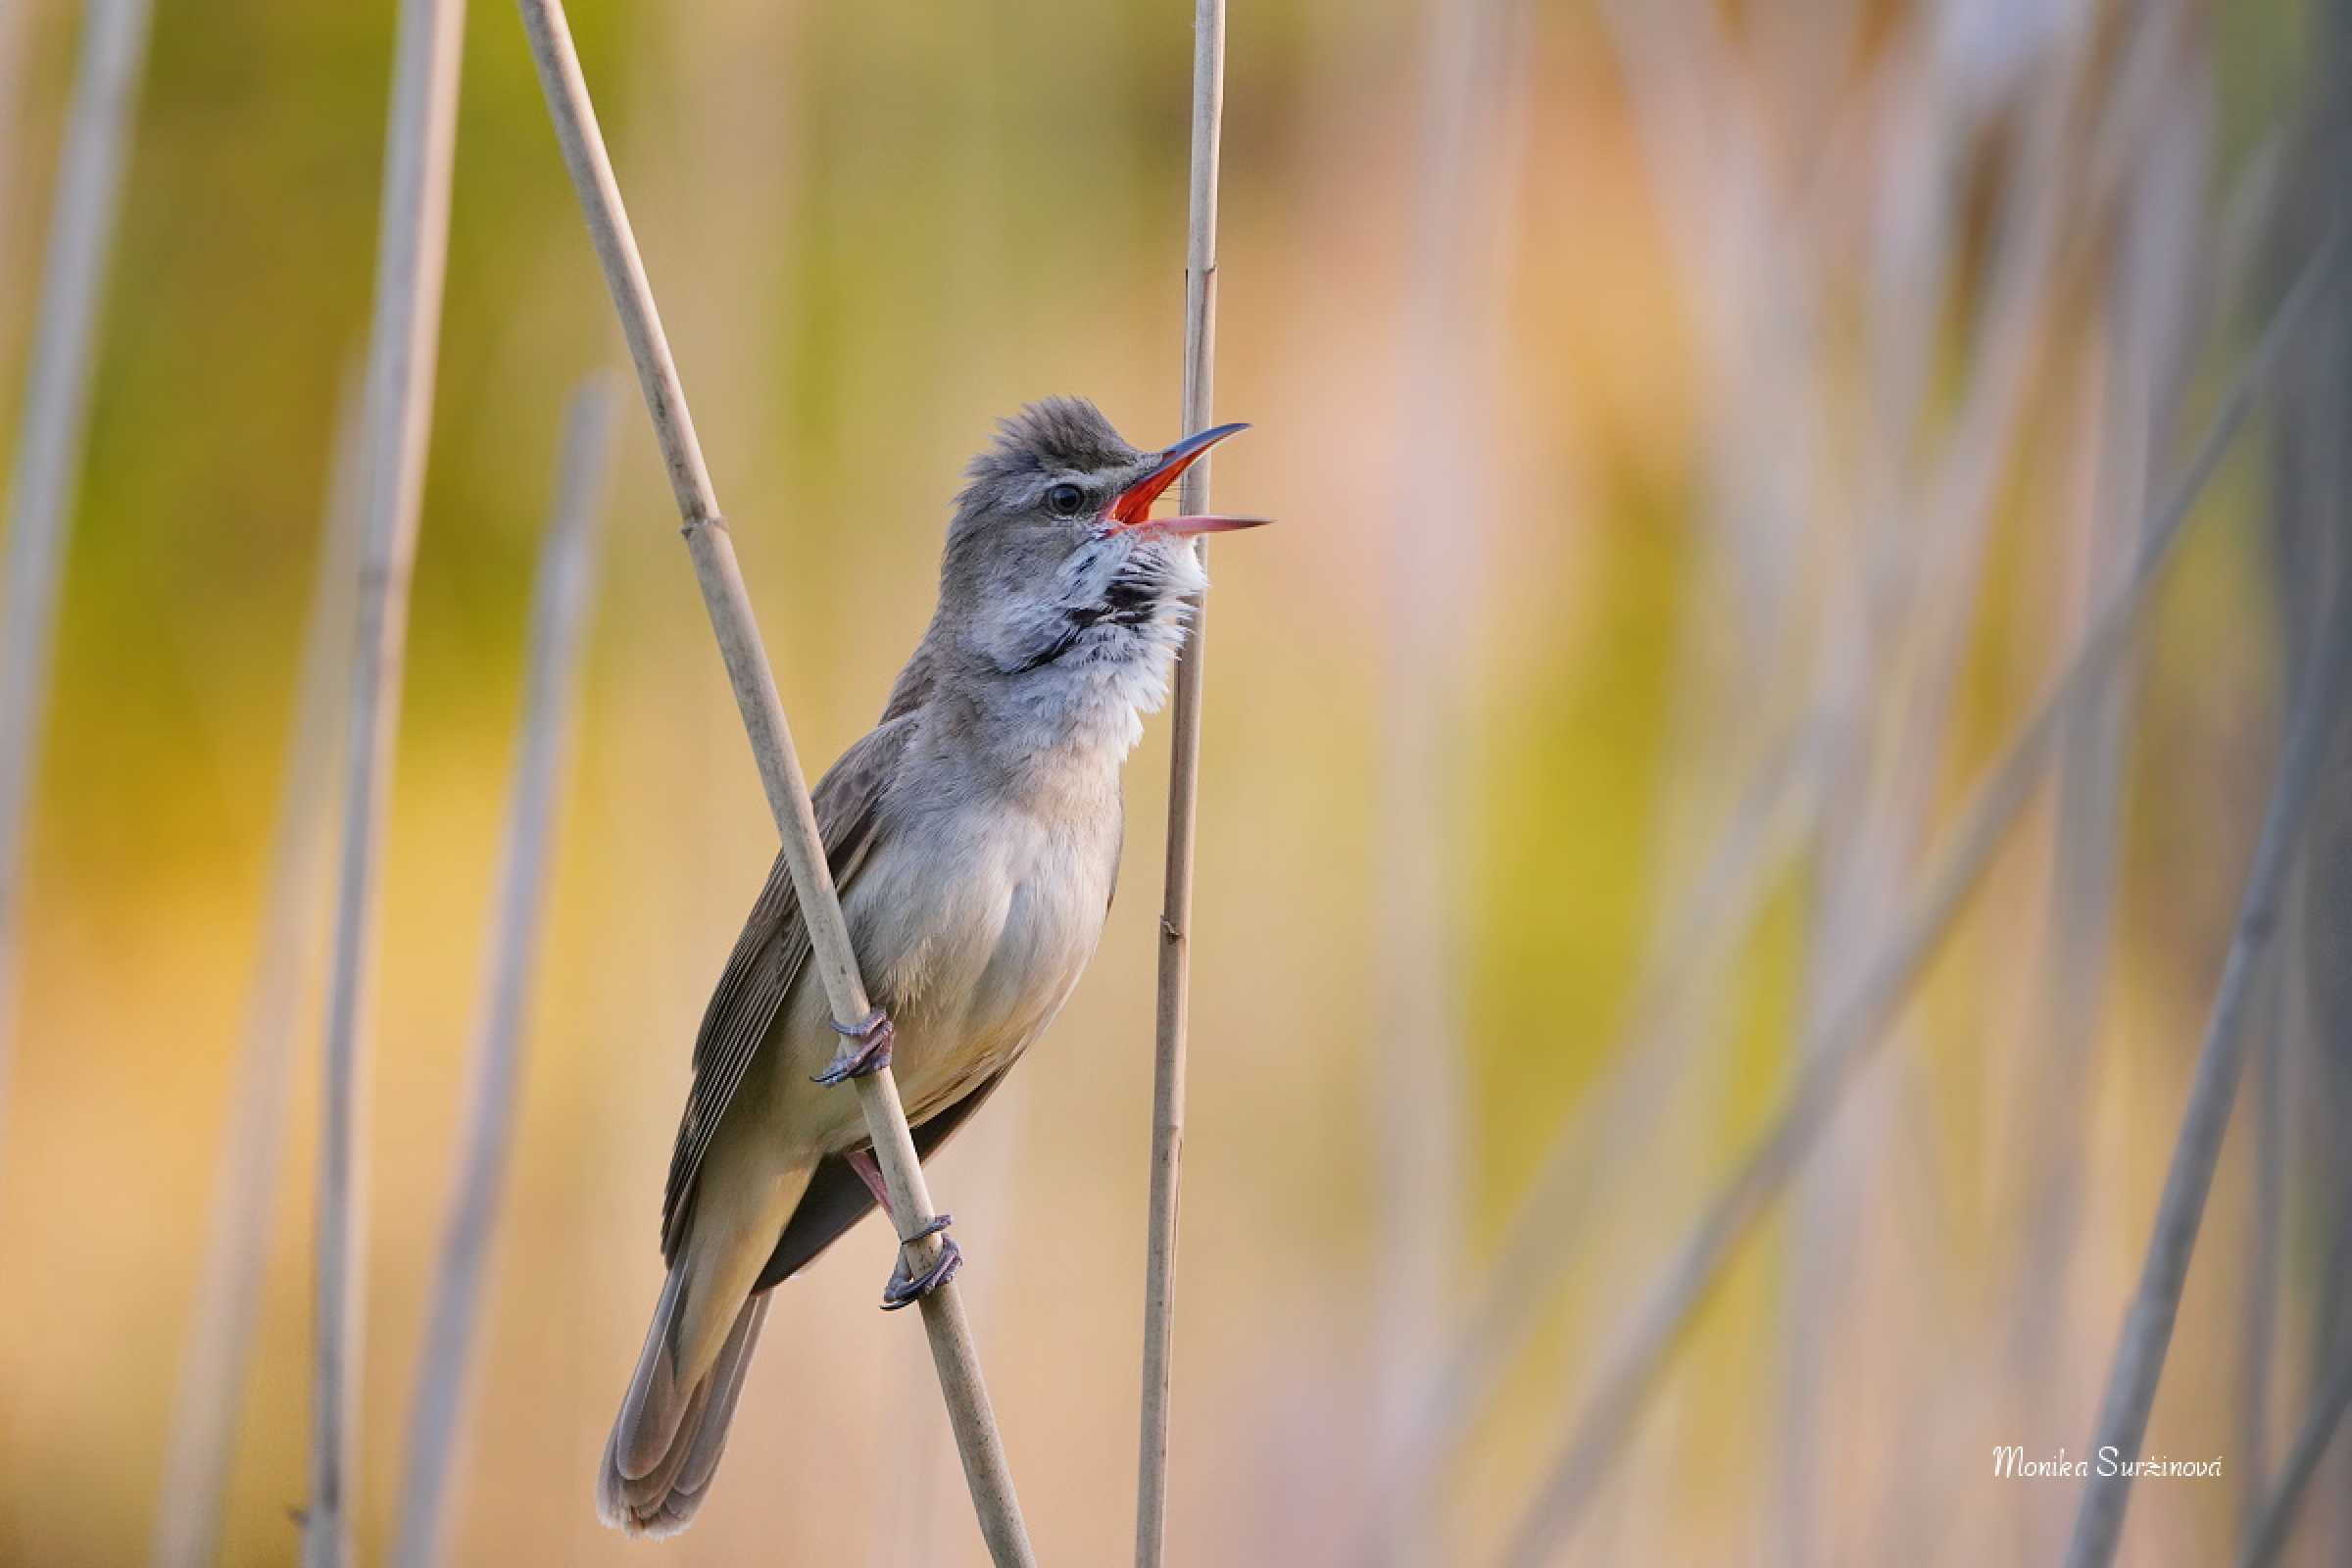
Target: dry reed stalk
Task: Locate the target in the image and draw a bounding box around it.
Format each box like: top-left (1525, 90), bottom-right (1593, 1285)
top-left (1363, 0), bottom-right (1528, 1554)
top-left (510, 5), bottom-right (1034, 1561)
top-left (0, 0), bottom-right (155, 1163)
top-left (1133, 2), bottom-right (1227, 1564)
top-left (1776, 40), bottom-right (2087, 1551)
top-left (2005, 53), bottom-right (2204, 1562)
top-left (1495, 221), bottom-right (2344, 1568)
top-left (1352, 724), bottom-right (1821, 1545)
top-left (0, 0), bottom-right (29, 331)
top-left (306, 0), bottom-right (467, 1561)
top-left (149, 372), bottom-right (368, 1568)
top-left (2062, 586), bottom-right (2352, 1568)
top-left (2239, 976), bottom-right (2284, 1520)
top-left (1855, 93), bottom-right (2256, 1567)
top-left (2235, 1254), bottom-right (2352, 1567)
top-left (878, 1081), bottom-right (1031, 1568)
top-left (1581, 15), bottom-right (1849, 1554)
top-left (388, 382), bottom-right (615, 1568)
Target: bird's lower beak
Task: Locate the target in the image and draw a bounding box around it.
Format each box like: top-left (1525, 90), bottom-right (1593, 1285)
top-left (1105, 422), bottom-right (1271, 539)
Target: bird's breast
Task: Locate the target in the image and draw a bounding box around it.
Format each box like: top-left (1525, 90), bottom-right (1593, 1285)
top-left (843, 796), bottom-right (1118, 1123)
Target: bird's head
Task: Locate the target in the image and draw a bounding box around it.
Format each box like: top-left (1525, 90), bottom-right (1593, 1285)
top-left (936, 398), bottom-right (1266, 690)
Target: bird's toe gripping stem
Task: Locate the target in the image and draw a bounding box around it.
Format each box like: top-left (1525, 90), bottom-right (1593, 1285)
top-left (881, 1217), bottom-right (963, 1311)
top-left (812, 1005), bottom-right (896, 1086)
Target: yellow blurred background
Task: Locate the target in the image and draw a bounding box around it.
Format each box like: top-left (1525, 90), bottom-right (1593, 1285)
top-left (0, 0), bottom-right (2342, 1564)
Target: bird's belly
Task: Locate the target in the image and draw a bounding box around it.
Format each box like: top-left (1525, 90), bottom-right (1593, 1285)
top-left (806, 808), bottom-right (1113, 1149)
top-left (900, 873), bottom-right (1101, 1121)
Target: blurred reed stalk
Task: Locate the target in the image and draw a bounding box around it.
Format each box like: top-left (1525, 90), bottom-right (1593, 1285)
top-left (1133, 1), bottom-right (1226, 1563)
top-left (2064, 161), bottom-right (2352, 1563)
top-left (2011, 0), bottom-right (2202, 1448)
top-left (1366, 0), bottom-right (1526, 1556)
top-left (2235, 1231), bottom-right (2352, 1568)
top-left (1780, 30), bottom-right (2083, 1553)
top-left (0, 0), bottom-right (28, 318)
top-left (1364, 0), bottom-right (1524, 1542)
top-left (388, 381), bottom-right (616, 1568)
top-left (2239, 977), bottom-right (2285, 1513)
top-left (2062, 565), bottom-right (2352, 1568)
top-left (509, 6), bottom-right (1035, 1562)
top-left (306, 0), bottom-right (467, 1561)
top-left (1583, 24), bottom-right (1876, 1549)
top-left (1496, 222), bottom-right (2345, 1568)
top-left (148, 372), bottom-right (367, 1568)
top-left (0, 0), bottom-right (155, 1165)
top-left (1354, 724), bottom-right (1818, 1545)
top-left (1879, 97), bottom-right (2281, 1567)
top-left (1843, 20), bottom-right (2206, 1559)
top-left (2267, 6), bottom-right (2352, 1545)
top-left (1600, 0), bottom-right (1824, 675)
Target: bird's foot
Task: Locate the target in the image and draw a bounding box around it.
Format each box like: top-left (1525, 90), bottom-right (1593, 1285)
top-left (881, 1222), bottom-right (963, 1311)
top-left (812, 1006), bottom-right (895, 1085)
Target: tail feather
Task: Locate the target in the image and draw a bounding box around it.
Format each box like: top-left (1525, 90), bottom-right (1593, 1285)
top-left (597, 1269), bottom-right (770, 1537)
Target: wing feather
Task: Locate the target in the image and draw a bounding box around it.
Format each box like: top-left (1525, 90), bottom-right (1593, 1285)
top-left (659, 713), bottom-right (914, 1258)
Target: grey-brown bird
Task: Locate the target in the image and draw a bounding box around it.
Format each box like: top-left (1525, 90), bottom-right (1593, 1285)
top-left (597, 399), bottom-right (1263, 1535)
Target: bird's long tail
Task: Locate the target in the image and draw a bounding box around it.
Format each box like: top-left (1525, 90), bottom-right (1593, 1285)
top-left (596, 1256), bottom-right (771, 1537)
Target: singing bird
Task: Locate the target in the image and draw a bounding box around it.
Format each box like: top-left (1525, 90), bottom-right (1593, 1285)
top-left (598, 398), bottom-right (1264, 1535)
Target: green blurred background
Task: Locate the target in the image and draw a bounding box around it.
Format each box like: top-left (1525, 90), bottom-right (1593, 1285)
top-left (0, 0), bottom-right (2341, 1563)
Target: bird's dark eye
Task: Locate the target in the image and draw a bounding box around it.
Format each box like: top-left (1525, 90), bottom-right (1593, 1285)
top-left (1045, 482), bottom-right (1087, 518)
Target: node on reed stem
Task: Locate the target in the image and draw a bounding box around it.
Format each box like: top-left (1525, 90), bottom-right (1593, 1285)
top-left (1134, 3), bottom-right (1229, 1564)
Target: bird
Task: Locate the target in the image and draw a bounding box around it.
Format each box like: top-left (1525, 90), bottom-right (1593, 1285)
top-left (597, 397), bottom-right (1265, 1536)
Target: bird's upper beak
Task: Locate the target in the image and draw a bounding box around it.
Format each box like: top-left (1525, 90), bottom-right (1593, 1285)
top-left (1102, 422), bottom-right (1270, 539)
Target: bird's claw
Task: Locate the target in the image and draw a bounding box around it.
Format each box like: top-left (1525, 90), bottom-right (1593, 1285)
top-left (880, 1230), bottom-right (962, 1310)
top-left (812, 1006), bottom-right (895, 1085)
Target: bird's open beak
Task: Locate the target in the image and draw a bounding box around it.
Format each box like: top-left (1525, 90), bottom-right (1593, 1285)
top-left (1103, 422), bottom-right (1270, 539)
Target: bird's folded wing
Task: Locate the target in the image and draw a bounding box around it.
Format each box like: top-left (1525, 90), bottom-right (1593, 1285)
top-left (659, 711), bottom-right (915, 1258)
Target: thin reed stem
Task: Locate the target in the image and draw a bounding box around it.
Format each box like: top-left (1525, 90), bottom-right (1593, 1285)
top-left (1355, 724), bottom-right (1816, 1542)
top-left (2235, 1260), bottom-right (2352, 1567)
top-left (1134, 2), bottom-right (1227, 1563)
top-left (2239, 978), bottom-right (2285, 1524)
top-left (510, 6), bottom-right (1034, 1561)
top-left (0, 0), bottom-right (156, 1166)
top-left (388, 381), bottom-right (616, 1568)
top-left (2062, 541), bottom-right (2352, 1568)
top-left (148, 371), bottom-right (368, 1568)
top-left (1366, 0), bottom-right (1528, 1556)
top-left (1496, 221), bottom-right (2345, 1568)
top-left (0, 1), bottom-right (30, 322)
top-left (2003, 60), bottom-right (2204, 1560)
top-left (306, 1), bottom-right (468, 1561)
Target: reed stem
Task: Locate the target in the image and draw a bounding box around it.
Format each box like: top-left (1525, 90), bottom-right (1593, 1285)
top-left (511, 6), bottom-right (1034, 1560)
top-left (1133, 2), bottom-right (1228, 1563)
top-left (2234, 1286), bottom-right (2352, 1566)
top-left (0, 0), bottom-right (156, 1168)
top-left (305, 1), bottom-right (468, 1559)
top-left (149, 372), bottom-right (367, 1568)
top-left (1497, 220), bottom-right (2344, 1568)
top-left (2062, 526), bottom-right (2352, 1568)
top-left (388, 381), bottom-right (615, 1568)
